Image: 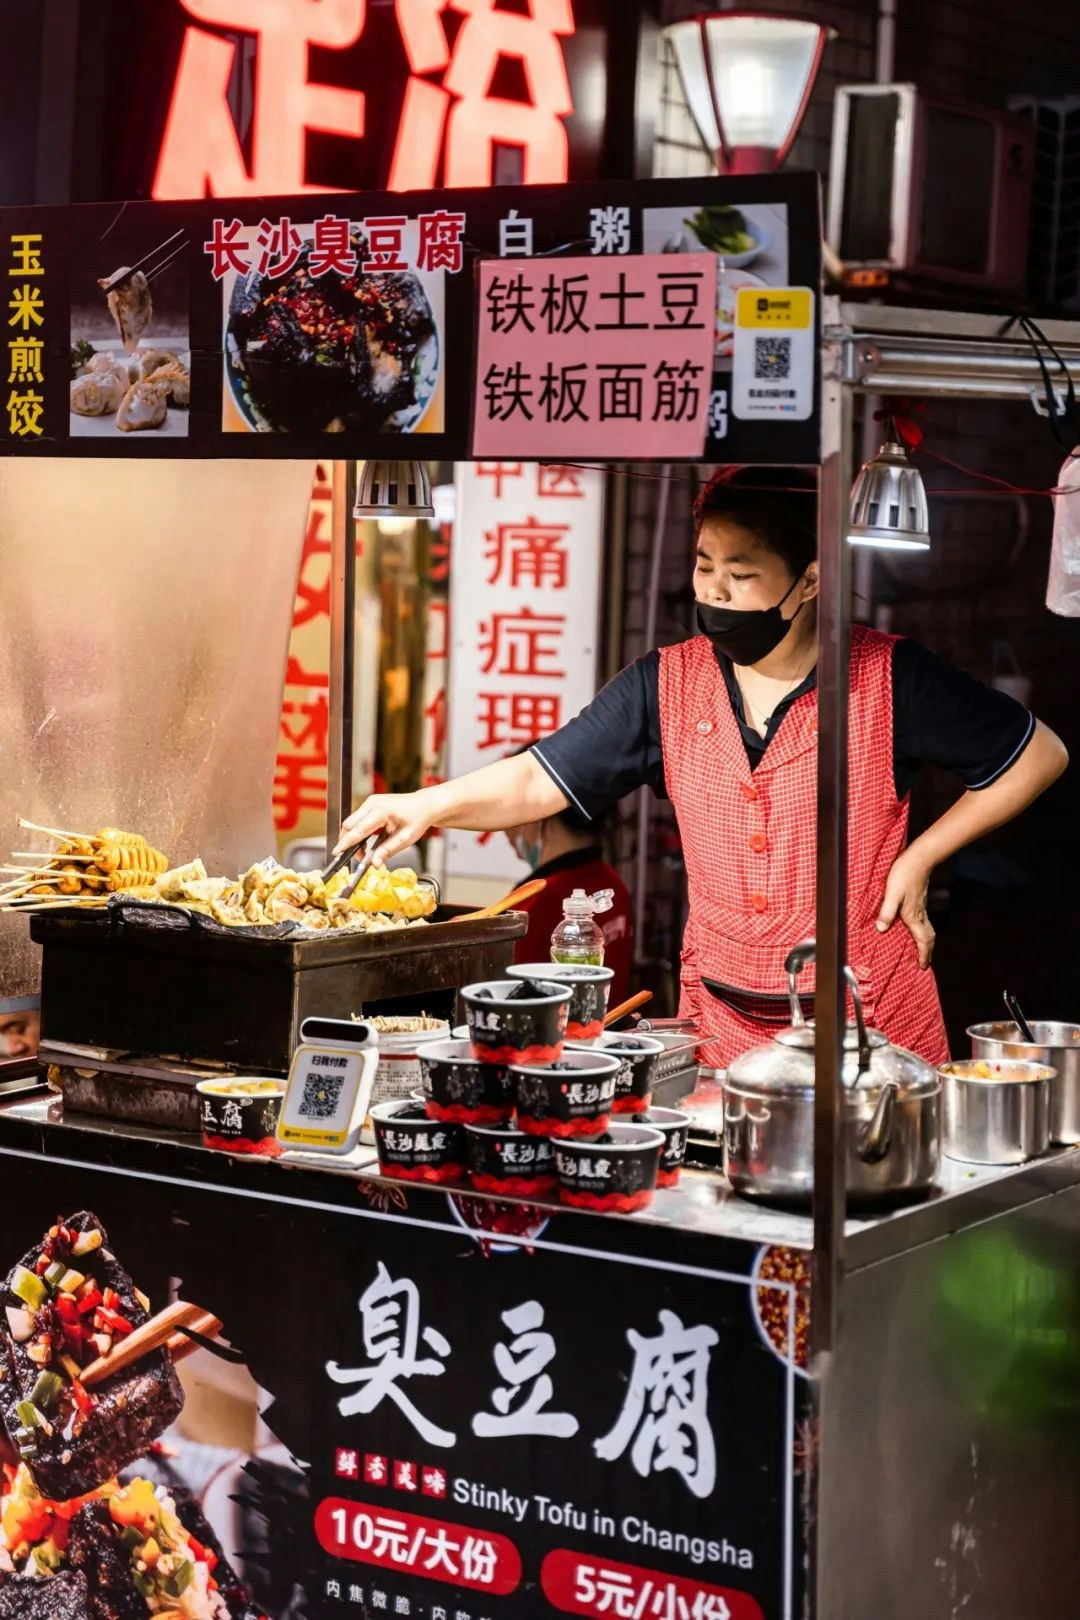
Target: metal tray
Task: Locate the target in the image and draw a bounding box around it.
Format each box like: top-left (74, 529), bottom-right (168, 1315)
top-left (31, 904), bottom-right (527, 1075)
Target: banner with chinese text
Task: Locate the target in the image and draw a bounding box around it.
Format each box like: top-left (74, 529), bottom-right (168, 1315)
top-left (1, 174), bottom-right (821, 465)
top-left (0, 1130), bottom-right (811, 1620)
top-left (447, 461), bottom-right (604, 884)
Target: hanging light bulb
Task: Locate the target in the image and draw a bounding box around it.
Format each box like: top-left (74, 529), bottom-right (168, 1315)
top-left (848, 427), bottom-right (931, 551)
top-left (353, 460), bottom-right (434, 520)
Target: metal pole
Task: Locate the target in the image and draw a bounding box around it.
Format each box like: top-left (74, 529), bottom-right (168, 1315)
top-left (326, 461), bottom-right (358, 860)
top-left (811, 333), bottom-right (852, 1355)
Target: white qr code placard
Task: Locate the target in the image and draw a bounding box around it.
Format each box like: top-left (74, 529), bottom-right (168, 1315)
top-left (732, 287), bottom-right (814, 422)
top-left (279, 1024), bottom-right (378, 1155)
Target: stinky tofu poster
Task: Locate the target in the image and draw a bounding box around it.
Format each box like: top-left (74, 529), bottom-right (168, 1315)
top-left (0, 1142), bottom-right (810, 1619)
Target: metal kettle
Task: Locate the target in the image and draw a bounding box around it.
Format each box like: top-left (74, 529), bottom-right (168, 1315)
top-left (723, 941), bottom-right (941, 1206)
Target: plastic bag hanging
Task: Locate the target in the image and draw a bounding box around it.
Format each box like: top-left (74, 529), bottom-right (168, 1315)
top-left (1047, 450), bottom-right (1080, 616)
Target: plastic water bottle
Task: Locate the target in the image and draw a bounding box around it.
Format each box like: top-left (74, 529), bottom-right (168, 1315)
top-left (550, 888), bottom-right (613, 967)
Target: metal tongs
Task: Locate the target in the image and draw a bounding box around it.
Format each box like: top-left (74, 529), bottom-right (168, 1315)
top-left (322, 833), bottom-right (383, 898)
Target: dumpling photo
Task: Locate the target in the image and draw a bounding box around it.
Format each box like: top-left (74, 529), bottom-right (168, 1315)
top-left (98, 268), bottom-right (153, 354)
top-left (116, 380), bottom-right (168, 432)
top-left (70, 371), bottom-right (126, 417)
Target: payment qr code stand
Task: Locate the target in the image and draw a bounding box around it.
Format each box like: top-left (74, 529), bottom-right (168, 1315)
top-left (0, 164), bottom-right (1075, 1620)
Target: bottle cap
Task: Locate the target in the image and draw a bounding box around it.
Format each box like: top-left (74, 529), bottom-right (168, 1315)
top-left (562, 887), bottom-right (614, 918)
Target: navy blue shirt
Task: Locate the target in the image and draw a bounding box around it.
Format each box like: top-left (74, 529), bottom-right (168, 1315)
top-left (533, 639), bottom-right (1034, 823)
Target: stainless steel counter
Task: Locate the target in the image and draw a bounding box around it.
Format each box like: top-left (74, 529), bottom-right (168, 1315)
top-left (3, 1089), bottom-right (1079, 1270)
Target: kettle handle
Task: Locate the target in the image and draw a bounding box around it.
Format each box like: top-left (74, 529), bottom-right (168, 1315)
top-left (782, 941), bottom-right (872, 1074)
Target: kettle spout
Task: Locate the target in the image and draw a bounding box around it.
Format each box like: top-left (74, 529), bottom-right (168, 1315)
top-left (856, 1080), bottom-right (897, 1164)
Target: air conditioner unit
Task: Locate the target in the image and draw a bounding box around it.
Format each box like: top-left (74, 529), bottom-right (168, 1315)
top-left (1010, 95), bottom-right (1080, 308)
top-left (828, 84), bottom-right (1034, 292)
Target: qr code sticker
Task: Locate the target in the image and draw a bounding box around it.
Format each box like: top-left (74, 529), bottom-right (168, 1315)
top-left (754, 336), bottom-right (791, 381)
top-left (300, 1070), bottom-right (345, 1119)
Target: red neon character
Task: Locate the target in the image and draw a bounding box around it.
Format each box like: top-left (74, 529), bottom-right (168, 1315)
top-left (476, 691), bottom-right (562, 750)
top-left (362, 218), bottom-right (409, 274)
top-left (537, 463), bottom-right (585, 499)
top-left (427, 601), bottom-right (449, 661)
top-left (424, 687), bottom-right (448, 758)
top-left (417, 211), bottom-right (466, 275)
top-left (484, 520), bottom-right (569, 590)
top-left (310, 214), bottom-right (358, 277)
top-left (291, 490), bottom-right (334, 630)
top-left (479, 608), bottom-right (565, 678)
top-left (153, 0), bottom-right (366, 200)
top-left (476, 462), bottom-right (524, 500)
top-left (203, 217), bottom-right (250, 280)
top-left (254, 216), bottom-right (305, 279)
top-left (391, 0), bottom-right (575, 190)
top-left (280, 690), bottom-right (329, 756)
top-left (273, 752), bottom-right (329, 831)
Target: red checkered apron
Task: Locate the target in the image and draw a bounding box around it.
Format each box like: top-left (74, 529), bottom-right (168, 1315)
top-left (659, 626), bottom-right (948, 1069)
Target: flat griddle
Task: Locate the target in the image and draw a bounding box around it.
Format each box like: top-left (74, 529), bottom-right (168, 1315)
top-left (31, 902), bottom-right (527, 1074)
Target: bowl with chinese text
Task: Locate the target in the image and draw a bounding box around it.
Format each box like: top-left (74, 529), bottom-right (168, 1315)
top-left (592, 1032), bottom-right (664, 1114)
top-left (554, 1124), bottom-right (664, 1213)
top-left (196, 1078), bottom-right (285, 1157)
top-left (461, 979), bottom-right (572, 1067)
top-left (372, 1101), bottom-right (465, 1184)
top-left (418, 1038), bottom-right (514, 1125)
top-left (633, 1106), bottom-right (691, 1186)
top-left (508, 962), bottom-right (613, 1042)
top-left (510, 1048), bottom-right (621, 1139)
top-left (465, 1124), bottom-right (557, 1196)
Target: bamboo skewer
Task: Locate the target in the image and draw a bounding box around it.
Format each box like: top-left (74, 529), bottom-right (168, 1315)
top-left (17, 818), bottom-right (89, 841)
top-left (9, 851), bottom-right (98, 862)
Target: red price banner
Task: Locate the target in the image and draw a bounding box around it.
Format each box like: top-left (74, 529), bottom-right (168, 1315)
top-left (541, 1549), bottom-right (765, 1620)
top-left (314, 1497), bottom-right (523, 1596)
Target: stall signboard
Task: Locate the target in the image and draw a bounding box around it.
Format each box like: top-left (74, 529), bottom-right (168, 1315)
top-left (446, 461), bottom-right (604, 883)
top-left (2, 173), bottom-right (820, 465)
top-left (473, 254), bottom-right (717, 460)
top-left (275, 464), bottom-right (334, 851)
top-left (0, 1129), bottom-right (811, 1620)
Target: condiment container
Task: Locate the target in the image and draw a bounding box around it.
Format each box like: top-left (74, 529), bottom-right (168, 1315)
top-left (417, 1039), bottom-right (514, 1125)
top-left (368, 1017), bottom-right (450, 1117)
top-left (940, 1060), bottom-right (1053, 1165)
top-left (510, 1048), bottom-right (621, 1139)
top-left (550, 887), bottom-right (611, 966)
top-left (592, 1031), bottom-right (664, 1113)
top-left (465, 1124), bottom-right (557, 1196)
top-left (968, 1020), bottom-right (1080, 1144)
top-left (633, 1106), bottom-right (691, 1186)
top-left (371, 1101), bottom-right (465, 1183)
top-left (196, 1078), bottom-right (286, 1158)
top-left (554, 1124), bottom-right (664, 1212)
top-left (508, 961), bottom-right (613, 1042)
top-left (461, 979), bottom-right (572, 1066)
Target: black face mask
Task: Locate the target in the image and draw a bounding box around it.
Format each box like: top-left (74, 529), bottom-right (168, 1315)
top-left (695, 575), bottom-right (805, 667)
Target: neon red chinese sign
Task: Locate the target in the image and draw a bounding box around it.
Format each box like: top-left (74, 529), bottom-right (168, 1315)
top-left (152, 0), bottom-right (577, 200)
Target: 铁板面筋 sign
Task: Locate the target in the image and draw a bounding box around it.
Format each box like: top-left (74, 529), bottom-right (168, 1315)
top-left (473, 254), bottom-right (718, 460)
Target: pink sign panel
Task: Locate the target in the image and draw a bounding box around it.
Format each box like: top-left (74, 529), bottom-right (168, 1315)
top-left (473, 252), bottom-right (718, 459)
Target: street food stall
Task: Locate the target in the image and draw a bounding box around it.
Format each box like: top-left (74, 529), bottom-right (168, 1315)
top-left (0, 174), bottom-right (1078, 1620)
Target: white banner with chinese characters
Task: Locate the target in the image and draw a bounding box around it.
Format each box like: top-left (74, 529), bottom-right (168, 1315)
top-left (446, 462), bottom-right (604, 885)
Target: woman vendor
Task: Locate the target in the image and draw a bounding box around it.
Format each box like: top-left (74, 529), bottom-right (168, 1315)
top-left (336, 468), bottom-right (1068, 1065)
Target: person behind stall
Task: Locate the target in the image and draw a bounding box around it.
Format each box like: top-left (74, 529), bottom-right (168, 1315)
top-left (335, 468), bottom-right (1068, 1066)
top-left (0, 1002), bottom-right (40, 1060)
top-left (503, 754), bottom-right (633, 1001)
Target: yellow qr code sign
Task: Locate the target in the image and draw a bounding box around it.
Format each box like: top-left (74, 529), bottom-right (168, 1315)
top-left (736, 288), bottom-right (813, 330)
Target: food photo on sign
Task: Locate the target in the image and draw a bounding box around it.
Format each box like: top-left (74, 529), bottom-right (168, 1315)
top-left (68, 213), bottom-right (191, 440)
top-left (211, 214), bottom-right (451, 437)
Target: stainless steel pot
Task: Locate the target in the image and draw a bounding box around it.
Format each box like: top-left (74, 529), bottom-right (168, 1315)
top-left (940, 1059), bottom-right (1052, 1164)
top-left (968, 1021), bottom-right (1080, 1145)
top-left (723, 941), bottom-right (941, 1207)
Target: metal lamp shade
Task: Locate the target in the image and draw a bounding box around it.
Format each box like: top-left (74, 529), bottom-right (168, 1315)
top-left (662, 13), bottom-right (833, 173)
top-left (353, 460), bottom-right (434, 519)
top-left (848, 436), bottom-right (931, 551)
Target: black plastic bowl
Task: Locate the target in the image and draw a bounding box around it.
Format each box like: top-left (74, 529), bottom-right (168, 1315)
top-left (554, 1124), bottom-right (664, 1213)
top-left (371, 1101), bottom-right (465, 1184)
top-left (634, 1106), bottom-right (691, 1186)
top-left (592, 1032), bottom-right (665, 1114)
top-left (510, 1049), bottom-right (621, 1139)
top-left (461, 979), bottom-right (572, 1066)
top-left (417, 1038), bottom-right (513, 1125)
top-left (465, 1124), bottom-right (557, 1196)
top-left (507, 962), bottom-right (613, 1042)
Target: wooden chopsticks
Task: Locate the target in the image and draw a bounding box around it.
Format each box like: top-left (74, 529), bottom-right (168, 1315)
top-left (80, 1300), bottom-right (222, 1389)
top-left (604, 989), bottom-right (654, 1028)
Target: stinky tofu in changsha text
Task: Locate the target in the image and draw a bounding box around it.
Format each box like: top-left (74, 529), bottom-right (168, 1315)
top-left (0, 1212), bottom-right (183, 1499)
